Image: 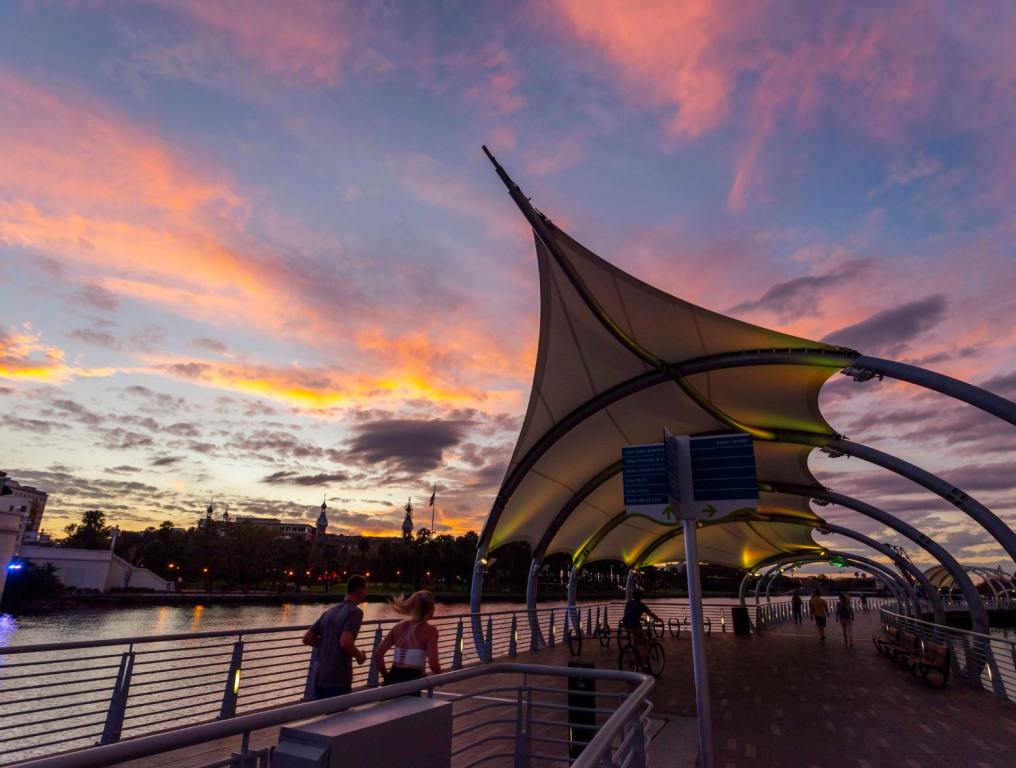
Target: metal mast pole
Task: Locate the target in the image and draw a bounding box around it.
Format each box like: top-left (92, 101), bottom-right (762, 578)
top-left (683, 518), bottom-right (714, 768)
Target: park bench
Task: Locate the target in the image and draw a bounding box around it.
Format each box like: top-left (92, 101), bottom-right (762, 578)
top-left (886, 632), bottom-right (920, 666)
top-left (872, 625), bottom-right (900, 656)
top-left (910, 641), bottom-right (951, 688)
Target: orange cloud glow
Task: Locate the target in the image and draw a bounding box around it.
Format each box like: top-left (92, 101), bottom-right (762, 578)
top-left (148, 351), bottom-right (523, 413)
top-left (0, 325), bottom-right (116, 383)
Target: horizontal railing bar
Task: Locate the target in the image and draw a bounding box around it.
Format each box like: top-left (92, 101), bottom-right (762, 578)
top-left (6, 672), bottom-right (120, 693)
top-left (131, 669), bottom-right (226, 687)
top-left (0, 718), bottom-right (108, 744)
top-left (4, 685), bottom-right (114, 705)
top-left (0, 662), bottom-right (123, 681)
top-left (0, 651), bottom-right (128, 668)
top-left (2, 604), bottom-right (610, 656)
top-left (133, 650), bottom-right (235, 666)
top-left (0, 731), bottom-right (100, 757)
top-left (3, 704), bottom-right (110, 730)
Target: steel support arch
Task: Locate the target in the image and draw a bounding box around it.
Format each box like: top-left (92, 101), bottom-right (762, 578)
top-left (845, 356), bottom-right (1016, 427)
top-left (765, 482), bottom-right (992, 635)
top-left (755, 556), bottom-right (914, 616)
top-left (819, 522), bottom-right (945, 624)
top-left (753, 553), bottom-right (915, 619)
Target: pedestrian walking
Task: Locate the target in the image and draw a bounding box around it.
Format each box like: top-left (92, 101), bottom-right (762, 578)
top-left (808, 590), bottom-right (829, 642)
top-left (791, 589), bottom-right (803, 624)
top-left (837, 593), bottom-right (855, 648)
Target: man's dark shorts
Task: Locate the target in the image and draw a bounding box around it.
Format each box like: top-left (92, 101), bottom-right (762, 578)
top-left (815, 616), bottom-right (827, 628)
top-left (314, 685), bottom-right (351, 699)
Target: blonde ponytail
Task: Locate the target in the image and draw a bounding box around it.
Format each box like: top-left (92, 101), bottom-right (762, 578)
top-left (389, 590), bottom-right (436, 621)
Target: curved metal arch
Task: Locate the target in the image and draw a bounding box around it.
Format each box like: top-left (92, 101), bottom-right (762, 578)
top-left (754, 554), bottom-right (913, 609)
top-left (755, 552), bottom-right (916, 615)
top-left (968, 566), bottom-right (1003, 606)
top-left (756, 558), bottom-right (911, 614)
top-left (631, 511), bottom-right (825, 569)
top-left (531, 462), bottom-right (622, 564)
top-left (763, 482), bottom-right (992, 634)
top-left (819, 522), bottom-right (945, 623)
top-left (846, 356), bottom-right (1016, 427)
top-left (476, 350), bottom-right (850, 556)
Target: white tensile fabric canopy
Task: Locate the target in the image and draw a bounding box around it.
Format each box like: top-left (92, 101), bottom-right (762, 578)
top-left (483, 219), bottom-right (856, 571)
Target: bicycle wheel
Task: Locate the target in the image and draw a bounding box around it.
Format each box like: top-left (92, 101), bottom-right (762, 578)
top-left (668, 618), bottom-right (681, 638)
top-left (651, 618), bottom-right (665, 638)
top-left (619, 644), bottom-right (641, 673)
top-left (567, 628), bottom-right (583, 657)
top-left (704, 618), bottom-right (712, 636)
top-left (647, 643), bottom-right (665, 677)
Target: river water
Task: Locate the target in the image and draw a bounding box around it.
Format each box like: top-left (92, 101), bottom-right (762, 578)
top-left (0, 597), bottom-right (750, 648)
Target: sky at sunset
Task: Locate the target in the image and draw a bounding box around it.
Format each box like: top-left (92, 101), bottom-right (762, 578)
top-left (1, 2), bottom-right (1013, 566)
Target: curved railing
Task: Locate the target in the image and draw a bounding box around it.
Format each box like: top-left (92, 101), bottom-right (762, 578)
top-left (879, 608), bottom-right (1016, 702)
top-left (0, 602), bottom-right (609, 765)
top-left (11, 663), bottom-right (655, 768)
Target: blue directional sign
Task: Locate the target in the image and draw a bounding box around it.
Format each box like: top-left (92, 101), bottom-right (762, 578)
top-left (689, 434), bottom-right (759, 502)
top-left (622, 432), bottom-right (759, 522)
top-left (622, 443), bottom-right (668, 508)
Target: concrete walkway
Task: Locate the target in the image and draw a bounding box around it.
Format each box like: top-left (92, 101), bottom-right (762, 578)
top-left (511, 609), bottom-right (1016, 768)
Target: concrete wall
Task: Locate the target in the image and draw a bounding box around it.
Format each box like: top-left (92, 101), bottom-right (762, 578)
top-left (19, 546), bottom-right (175, 592)
top-left (0, 496), bottom-right (22, 598)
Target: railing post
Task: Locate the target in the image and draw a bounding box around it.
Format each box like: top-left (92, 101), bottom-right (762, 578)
top-left (453, 619), bottom-right (464, 669)
top-left (984, 641), bottom-right (1009, 701)
top-left (595, 605), bottom-right (601, 632)
top-left (563, 608), bottom-right (571, 644)
top-left (485, 616), bottom-right (494, 662)
top-left (586, 606), bottom-right (593, 636)
top-left (218, 638), bottom-right (244, 719)
top-left (100, 650), bottom-right (135, 745)
top-left (366, 626), bottom-right (383, 686)
top-left (514, 685), bottom-right (531, 768)
top-left (509, 614), bottom-right (518, 657)
top-left (548, 610), bottom-right (556, 647)
top-left (628, 709), bottom-right (648, 768)
top-left (304, 645), bottom-right (319, 701)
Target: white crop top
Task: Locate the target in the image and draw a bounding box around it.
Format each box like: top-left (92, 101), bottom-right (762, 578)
top-left (393, 621), bottom-right (427, 669)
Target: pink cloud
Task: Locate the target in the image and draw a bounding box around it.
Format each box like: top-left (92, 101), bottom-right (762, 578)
top-left (550, 1), bottom-right (1013, 211)
top-left (148, 0), bottom-right (351, 86)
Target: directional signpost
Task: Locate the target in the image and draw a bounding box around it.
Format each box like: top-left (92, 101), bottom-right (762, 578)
top-left (623, 431), bottom-right (759, 768)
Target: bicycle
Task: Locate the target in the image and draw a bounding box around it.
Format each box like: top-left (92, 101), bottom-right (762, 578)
top-left (594, 622), bottom-right (612, 648)
top-left (617, 628), bottom-right (665, 677)
top-left (567, 624), bottom-right (583, 657)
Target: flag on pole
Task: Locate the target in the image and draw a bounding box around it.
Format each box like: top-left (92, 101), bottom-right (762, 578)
top-left (429, 487), bottom-right (436, 506)
top-left (429, 485), bottom-right (436, 532)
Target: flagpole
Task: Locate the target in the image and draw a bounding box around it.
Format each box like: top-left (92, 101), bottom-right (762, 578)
top-left (430, 484), bottom-right (436, 534)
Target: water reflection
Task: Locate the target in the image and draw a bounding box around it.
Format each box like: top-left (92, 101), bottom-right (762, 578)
top-left (191, 604), bottom-right (204, 631)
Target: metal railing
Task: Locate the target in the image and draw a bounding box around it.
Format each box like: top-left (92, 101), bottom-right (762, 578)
top-left (12, 663), bottom-right (654, 768)
top-left (0, 603), bottom-right (608, 765)
top-left (755, 595), bottom-right (895, 628)
top-left (879, 608), bottom-right (1016, 702)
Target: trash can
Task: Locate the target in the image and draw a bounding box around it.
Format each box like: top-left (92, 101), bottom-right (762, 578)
top-left (731, 605), bottom-right (752, 635)
top-left (568, 662), bottom-right (596, 759)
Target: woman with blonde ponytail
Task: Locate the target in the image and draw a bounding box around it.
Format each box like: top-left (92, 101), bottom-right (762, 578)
top-left (374, 590), bottom-right (442, 690)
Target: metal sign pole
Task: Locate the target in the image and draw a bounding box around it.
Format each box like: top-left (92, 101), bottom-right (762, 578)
top-left (683, 517), bottom-right (714, 768)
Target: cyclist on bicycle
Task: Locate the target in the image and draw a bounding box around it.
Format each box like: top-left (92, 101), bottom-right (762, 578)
top-left (622, 591), bottom-right (662, 661)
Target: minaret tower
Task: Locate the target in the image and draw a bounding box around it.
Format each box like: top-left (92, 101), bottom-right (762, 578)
top-left (402, 498), bottom-right (414, 541)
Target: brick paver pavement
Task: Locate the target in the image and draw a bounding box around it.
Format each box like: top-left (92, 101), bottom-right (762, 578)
top-left (510, 608), bottom-right (1016, 767)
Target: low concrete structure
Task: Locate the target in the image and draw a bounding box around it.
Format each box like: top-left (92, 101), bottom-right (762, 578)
top-left (19, 545), bottom-right (175, 592)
